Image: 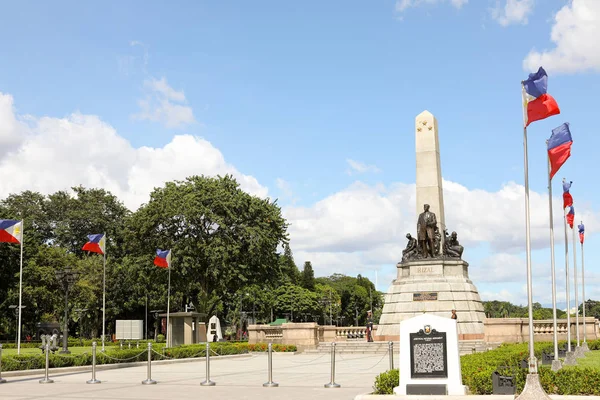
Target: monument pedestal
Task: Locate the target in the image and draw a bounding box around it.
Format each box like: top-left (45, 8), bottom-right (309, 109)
top-left (377, 259), bottom-right (486, 341)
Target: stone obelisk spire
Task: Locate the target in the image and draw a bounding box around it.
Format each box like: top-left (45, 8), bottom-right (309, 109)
top-left (415, 110), bottom-right (445, 248)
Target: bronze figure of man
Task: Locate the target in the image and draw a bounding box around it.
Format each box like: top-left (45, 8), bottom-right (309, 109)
top-left (417, 204), bottom-right (437, 258)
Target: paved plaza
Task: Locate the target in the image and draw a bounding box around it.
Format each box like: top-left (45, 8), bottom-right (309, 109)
top-left (0, 352), bottom-right (395, 400)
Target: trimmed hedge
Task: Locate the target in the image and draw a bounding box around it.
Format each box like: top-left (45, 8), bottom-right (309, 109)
top-left (1, 342), bottom-right (296, 372)
top-left (373, 340), bottom-right (600, 395)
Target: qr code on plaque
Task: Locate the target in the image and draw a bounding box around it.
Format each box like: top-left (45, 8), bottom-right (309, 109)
top-left (413, 343), bottom-right (444, 373)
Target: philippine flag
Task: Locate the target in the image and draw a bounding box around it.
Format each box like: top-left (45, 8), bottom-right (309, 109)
top-left (522, 67), bottom-right (560, 127)
top-left (547, 123), bottom-right (572, 179)
top-left (562, 180), bottom-right (573, 209)
top-left (82, 234), bottom-right (106, 254)
top-left (0, 220), bottom-right (23, 244)
top-left (578, 223), bottom-right (585, 244)
top-left (566, 206), bottom-right (575, 229)
top-left (154, 249), bottom-right (171, 269)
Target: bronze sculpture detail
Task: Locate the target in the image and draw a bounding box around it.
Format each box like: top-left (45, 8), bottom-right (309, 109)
top-left (401, 204), bottom-right (464, 262)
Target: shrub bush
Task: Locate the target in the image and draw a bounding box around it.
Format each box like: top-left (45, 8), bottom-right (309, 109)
top-left (1, 341), bottom-right (295, 371)
top-left (373, 369), bottom-right (399, 394)
top-left (373, 340), bottom-right (600, 395)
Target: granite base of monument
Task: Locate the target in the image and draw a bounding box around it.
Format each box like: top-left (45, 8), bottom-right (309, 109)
top-left (394, 314), bottom-right (466, 396)
top-left (377, 259), bottom-right (486, 341)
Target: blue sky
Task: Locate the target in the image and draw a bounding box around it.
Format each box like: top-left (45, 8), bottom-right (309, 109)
top-left (0, 0), bottom-right (598, 309)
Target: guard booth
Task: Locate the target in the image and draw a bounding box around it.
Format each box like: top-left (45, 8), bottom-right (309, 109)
top-left (159, 312), bottom-right (206, 347)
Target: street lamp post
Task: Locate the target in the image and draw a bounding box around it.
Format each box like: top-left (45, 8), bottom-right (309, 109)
top-left (9, 305), bottom-right (26, 344)
top-left (74, 308), bottom-right (88, 346)
top-left (55, 266), bottom-right (79, 354)
top-left (150, 310), bottom-right (164, 341)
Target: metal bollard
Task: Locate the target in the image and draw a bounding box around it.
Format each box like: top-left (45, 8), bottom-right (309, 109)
top-left (388, 341), bottom-right (394, 370)
top-left (200, 342), bottom-right (216, 386)
top-left (263, 343), bottom-right (279, 387)
top-left (141, 342), bottom-right (157, 385)
top-left (0, 344), bottom-right (6, 384)
top-left (86, 341), bottom-right (101, 384)
top-left (39, 344), bottom-right (54, 384)
top-left (324, 342), bottom-right (341, 388)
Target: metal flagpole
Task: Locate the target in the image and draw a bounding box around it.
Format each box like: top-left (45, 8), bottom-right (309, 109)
top-left (102, 233), bottom-right (106, 352)
top-left (562, 198), bottom-right (571, 353)
top-left (581, 230), bottom-right (587, 346)
top-left (166, 265), bottom-right (171, 348)
top-left (572, 223), bottom-right (580, 347)
top-left (521, 85), bottom-right (536, 373)
top-left (17, 220), bottom-right (24, 355)
top-left (545, 152), bottom-right (559, 365)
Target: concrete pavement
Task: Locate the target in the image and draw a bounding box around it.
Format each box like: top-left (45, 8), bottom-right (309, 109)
top-left (0, 351), bottom-right (394, 400)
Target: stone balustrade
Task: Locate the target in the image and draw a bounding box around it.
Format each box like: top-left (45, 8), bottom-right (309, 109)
top-left (484, 317), bottom-right (598, 343)
top-left (248, 317), bottom-right (599, 351)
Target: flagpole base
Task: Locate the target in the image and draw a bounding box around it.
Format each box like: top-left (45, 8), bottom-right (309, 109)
top-left (515, 374), bottom-right (551, 400)
top-left (201, 380), bottom-right (216, 386)
top-left (574, 346), bottom-right (585, 359)
top-left (141, 379), bottom-right (157, 385)
top-left (324, 382), bottom-right (341, 388)
top-left (551, 360), bottom-right (562, 372)
top-left (564, 351), bottom-right (577, 365)
top-left (582, 342), bottom-right (590, 352)
top-left (39, 378), bottom-right (54, 384)
top-left (263, 381), bottom-right (279, 387)
top-left (86, 379), bottom-right (101, 384)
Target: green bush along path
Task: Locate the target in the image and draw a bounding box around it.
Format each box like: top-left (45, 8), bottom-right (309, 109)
top-left (374, 340), bottom-right (600, 395)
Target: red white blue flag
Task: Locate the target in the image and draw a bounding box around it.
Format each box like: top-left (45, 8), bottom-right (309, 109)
top-left (548, 123), bottom-right (572, 179)
top-left (578, 223), bottom-right (585, 244)
top-left (0, 220), bottom-right (23, 244)
top-left (154, 249), bottom-right (171, 269)
top-left (522, 67), bottom-right (560, 127)
top-left (566, 206), bottom-right (575, 229)
top-left (562, 180), bottom-right (573, 209)
top-left (82, 234), bottom-right (106, 254)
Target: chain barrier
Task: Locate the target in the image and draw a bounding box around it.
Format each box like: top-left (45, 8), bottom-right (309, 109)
top-left (286, 352), bottom-right (327, 364)
top-left (39, 344), bottom-right (54, 384)
top-left (262, 343), bottom-right (278, 387)
top-left (200, 342), bottom-right (216, 386)
top-left (141, 342), bottom-right (157, 385)
top-left (86, 341), bottom-right (101, 384)
top-left (324, 342), bottom-right (341, 388)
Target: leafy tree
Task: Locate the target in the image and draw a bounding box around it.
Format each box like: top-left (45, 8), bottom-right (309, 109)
top-left (301, 261), bottom-right (315, 290)
top-left (124, 175), bottom-right (289, 319)
top-left (279, 243), bottom-right (300, 284)
top-left (272, 284), bottom-right (319, 322)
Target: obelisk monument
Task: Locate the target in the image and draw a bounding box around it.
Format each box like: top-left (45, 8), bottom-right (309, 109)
top-left (376, 110), bottom-right (486, 342)
top-left (415, 110), bottom-right (445, 252)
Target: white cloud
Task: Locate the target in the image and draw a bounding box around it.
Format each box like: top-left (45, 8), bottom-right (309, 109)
top-left (346, 159), bottom-right (381, 175)
top-left (132, 77), bottom-right (195, 128)
top-left (523, 0), bottom-right (600, 73)
top-left (0, 93), bottom-right (27, 155)
top-left (491, 0), bottom-right (535, 26)
top-left (0, 92), bottom-right (265, 211)
top-left (395, 0), bottom-right (467, 13)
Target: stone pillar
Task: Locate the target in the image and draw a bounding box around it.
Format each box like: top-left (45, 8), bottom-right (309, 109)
top-left (415, 110), bottom-right (446, 253)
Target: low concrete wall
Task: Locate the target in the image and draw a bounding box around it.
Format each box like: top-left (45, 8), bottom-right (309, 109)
top-left (484, 317), bottom-right (598, 343)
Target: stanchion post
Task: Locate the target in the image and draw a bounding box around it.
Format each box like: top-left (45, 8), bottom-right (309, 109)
top-left (388, 341), bottom-right (394, 370)
top-left (0, 344), bottom-right (6, 384)
top-left (324, 342), bottom-right (341, 388)
top-left (141, 342), bottom-right (157, 385)
top-left (200, 342), bottom-right (216, 386)
top-left (39, 343), bottom-right (54, 384)
top-left (263, 343), bottom-right (279, 387)
top-left (86, 341), bottom-right (101, 384)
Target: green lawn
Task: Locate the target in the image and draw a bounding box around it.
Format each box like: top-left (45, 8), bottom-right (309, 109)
top-left (570, 349), bottom-right (600, 369)
top-left (2, 346), bottom-right (93, 356)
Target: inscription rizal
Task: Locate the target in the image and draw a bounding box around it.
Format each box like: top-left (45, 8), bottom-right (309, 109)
top-left (409, 328), bottom-right (448, 379)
